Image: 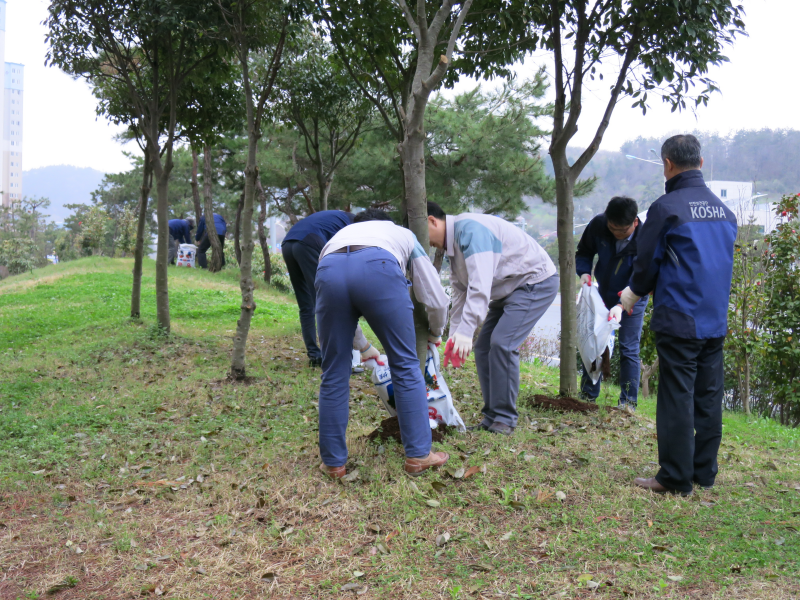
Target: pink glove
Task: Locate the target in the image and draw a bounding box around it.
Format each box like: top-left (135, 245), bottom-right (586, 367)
top-left (443, 338), bottom-right (465, 368)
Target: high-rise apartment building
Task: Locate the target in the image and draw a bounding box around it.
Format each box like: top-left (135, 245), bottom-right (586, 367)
top-left (1, 0), bottom-right (25, 209)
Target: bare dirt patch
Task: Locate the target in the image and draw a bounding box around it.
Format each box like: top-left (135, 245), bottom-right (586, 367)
top-left (366, 416), bottom-right (455, 444)
top-left (527, 394), bottom-right (599, 413)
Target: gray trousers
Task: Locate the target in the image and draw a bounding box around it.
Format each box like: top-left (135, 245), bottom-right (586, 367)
top-left (474, 274), bottom-right (559, 428)
top-left (168, 234), bottom-right (178, 264)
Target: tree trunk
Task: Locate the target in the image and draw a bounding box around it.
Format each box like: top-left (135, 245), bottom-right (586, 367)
top-left (234, 194), bottom-right (244, 266)
top-left (256, 179), bottom-right (272, 283)
top-left (743, 360), bottom-right (751, 416)
top-left (433, 247), bottom-right (445, 273)
top-left (555, 174), bottom-right (577, 396)
top-left (231, 135), bottom-right (259, 380)
top-left (153, 166), bottom-right (172, 333)
top-left (202, 145), bottom-right (223, 272)
top-left (130, 146), bottom-right (153, 319)
top-left (400, 129), bottom-right (430, 249)
top-left (641, 356), bottom-right (659, 398)
top-left (191, 147), bottom-right (203, 225)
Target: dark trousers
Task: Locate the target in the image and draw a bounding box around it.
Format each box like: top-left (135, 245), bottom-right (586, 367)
top-left (196, 234), bottom-right (226, 269)
top-left (315, 247), bottom-right (431, 466)
top-left (474, 275), bottom-right (559, 428)
top-left (654, 333), bottom-right (725, 493)
top-left (282, 240), bottom-right (323, 361)
top-left (581, 295), bottom-right (648, 406)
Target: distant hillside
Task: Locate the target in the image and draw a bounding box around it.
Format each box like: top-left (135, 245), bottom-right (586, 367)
top-left (22, 165), bottom-right (107, 223)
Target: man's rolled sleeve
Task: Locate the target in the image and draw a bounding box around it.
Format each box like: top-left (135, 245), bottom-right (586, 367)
top-left (410, 255), bottom-right (449, 336)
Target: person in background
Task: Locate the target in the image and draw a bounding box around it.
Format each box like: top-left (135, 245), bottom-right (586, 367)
top-left (427, 202), bottom-right (559, 436)
top-left (575, 196), bottom-right (648, 410)
top-left (195, 213), bottom-right (227, 269)
top-left (168, 217), bottom-right (194, 265)
top-left (315, 209), bottom-right (450, 478)
top-left (282, 210), bottom-right (357, 367)
top-left (620, 134), bottom-right (737, 496)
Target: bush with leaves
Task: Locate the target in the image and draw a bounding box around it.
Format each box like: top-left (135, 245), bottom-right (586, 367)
top-left (758, 194), bottom-right (800, 425)
top-left (222, 240), bottom-right (293, 294)
top-left (0, 238), bottom-right (39, 275)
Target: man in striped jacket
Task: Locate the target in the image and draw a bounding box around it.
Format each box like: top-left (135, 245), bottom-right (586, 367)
top-left (427, 202), bottom-right (559, 435)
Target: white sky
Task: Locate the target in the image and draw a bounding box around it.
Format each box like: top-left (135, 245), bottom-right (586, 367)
top-left (7, 0), bottom-right (799, 174)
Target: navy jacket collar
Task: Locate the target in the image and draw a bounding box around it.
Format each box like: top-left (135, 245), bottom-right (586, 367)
top-left (665, 169), bottom-right (705, 193)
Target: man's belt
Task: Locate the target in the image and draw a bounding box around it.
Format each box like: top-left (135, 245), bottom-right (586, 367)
top-left (331, 245), bottom-right (372, 253)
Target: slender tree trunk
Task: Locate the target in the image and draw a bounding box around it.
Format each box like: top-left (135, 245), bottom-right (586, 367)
top-left (317, 170), bottom-right (332, 213)
top-left (555, 172), bottom-right (577, 396)
top-left (234, 194), bottom-right (243, 266)
top-left (202, 145), bottom-right (223, 272)
top-left (231, 139), bottom-right (259, 380)
top-left (191, 148), bottom-right (203, 225)
top-left (153, 166), bottom-right (172, 333)
top-left (256, 179), bottom-right (272, 283)
top-left (131, 147), bottom-right (153, 319)
top-left (641, 357), bottom-right (659, 398)
top-left (433, 247), bottom-right (445, 272)
top-left (743, 360), bottom-right (751, 416)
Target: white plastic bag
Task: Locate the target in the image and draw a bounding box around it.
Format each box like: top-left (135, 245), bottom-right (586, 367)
top-left (177, 244), bottom-right (197, 268)
top-left (365, 343), bottom-right (466, 432)
top-left (577, 283), bottom-right (620, 384)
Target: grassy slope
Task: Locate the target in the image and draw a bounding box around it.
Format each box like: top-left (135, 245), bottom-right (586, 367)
top-left (0, 258), bottom-right (798, 600)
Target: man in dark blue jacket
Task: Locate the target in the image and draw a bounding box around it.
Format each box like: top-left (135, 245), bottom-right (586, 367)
top-left (168, 218), bottom-right (194, 265)
top-left (195, 213), bottom-right (227, 269)
top-left (282, 210), bottom-right (363, 367)
top-left (576, 197), bottom-right (648, 409)
top-left (620, 134), bottom-right (737, 496)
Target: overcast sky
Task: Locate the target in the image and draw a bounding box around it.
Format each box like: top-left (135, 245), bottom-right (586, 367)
top-left (8, 0), bottom-right (798, 174)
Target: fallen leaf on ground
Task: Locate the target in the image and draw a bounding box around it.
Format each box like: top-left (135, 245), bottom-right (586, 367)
top-left (464, 465), bottom-right (482, 478)
top-left (436, 532), bottom-right (451, 546)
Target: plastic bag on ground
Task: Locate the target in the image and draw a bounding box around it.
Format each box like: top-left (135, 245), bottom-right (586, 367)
top-left (364, 343), bottom-right (466, 432)
top-left (577, 283), bottom-right (620, 385)
top-left (177, 244), bottom-right (197, 268)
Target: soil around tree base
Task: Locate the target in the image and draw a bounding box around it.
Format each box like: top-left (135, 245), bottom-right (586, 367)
top-left (367, 416), bottom-right (455, 445)
top-left (527, 394), bottom-right (599, 413)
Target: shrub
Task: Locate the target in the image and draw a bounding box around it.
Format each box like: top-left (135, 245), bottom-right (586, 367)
top-left (0, 238), bottom-right (38, 275)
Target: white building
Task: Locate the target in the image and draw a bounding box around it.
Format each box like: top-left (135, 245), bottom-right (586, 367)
top-left (1, 0), bottom-right (24, 208)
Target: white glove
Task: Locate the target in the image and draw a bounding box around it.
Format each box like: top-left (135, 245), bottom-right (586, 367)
top-left (427, 332), bottom-right (442, 346)
top-left (608, 305), bottom-right (623, 324)
top-left (619, 286), bottom-right (641, 314)
top-left (580, 274), bottom-right (592, 287)
top-left (450, 332), bottom-right (473, 361)
top-left (360, 343), bottom-right (380, 362)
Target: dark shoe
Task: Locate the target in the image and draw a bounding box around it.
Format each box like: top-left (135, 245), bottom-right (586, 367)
top-left (404, 452), bottom-right (449, 476)
top-left (309, 357), bottom-right (322, 368)
top-left (319, 462), bottom-right (346, 479)
top-left (579, 394), bottom-right (597, 404)
top-left (634, 477), bottom-right (692, 496)
top-left (488, 422), bottom-right (515, 436)
top-left (467, 421), bottom-right (491, 432)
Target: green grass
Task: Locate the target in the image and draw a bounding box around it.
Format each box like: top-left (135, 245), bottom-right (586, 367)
top-left (0, 257), bottom-right (798, 599)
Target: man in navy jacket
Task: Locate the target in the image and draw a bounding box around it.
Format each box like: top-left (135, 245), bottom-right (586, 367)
top-left (576, 197), bottom-right (648, 409)
top-left (282, 210), bottom-right (371, 367)
top-left (620, 134), bottom-right (737, 496)
top-left (195, 213), bottom-right (227, 269)
top-left (168, 218), bottom-right (194, 265)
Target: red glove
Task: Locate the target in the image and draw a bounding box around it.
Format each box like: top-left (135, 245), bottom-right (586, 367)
top-left (443, 338), bottom-right (465, 368)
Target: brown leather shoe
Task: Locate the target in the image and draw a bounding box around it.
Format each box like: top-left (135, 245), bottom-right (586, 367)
top-left (634, 477), bottom-right (692, 496)
top-left (404, 451), bottom-right (449, 476)
top-left (319, 462), bottom-right (346, 479)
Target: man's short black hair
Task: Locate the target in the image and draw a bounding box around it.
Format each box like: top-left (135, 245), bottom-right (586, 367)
top-left (353, 208), bottom-right (393, 223)
top-left (661, 134), bottom-right (702, 168)
top-left (427, 201), bottom-right (446, 220)
top-left (605, 196), bottom-right (638, 226)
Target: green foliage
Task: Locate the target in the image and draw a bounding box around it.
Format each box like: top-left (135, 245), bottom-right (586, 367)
top-left (0, 238), bottom-right (38, 275)
top-left (223, 243), bottom-right (292, 294)
top-left (759, 195), bottom-right (800, 425)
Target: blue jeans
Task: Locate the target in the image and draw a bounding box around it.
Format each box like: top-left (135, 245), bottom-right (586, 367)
top-left (315, 247), bottom-right (432, 467)
top-left (580, 296), bottom-right (648, 406)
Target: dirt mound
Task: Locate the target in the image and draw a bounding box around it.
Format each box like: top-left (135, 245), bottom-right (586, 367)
top-left (528, 394), bottom-right (599, 413)
top-left (367, 416), bottom-right (454, 444)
